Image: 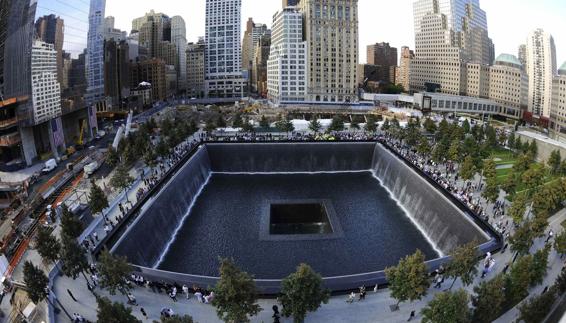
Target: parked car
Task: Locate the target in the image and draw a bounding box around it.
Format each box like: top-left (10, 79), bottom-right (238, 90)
top-left (41, 159), bottom-right (57, 174)
top-left (83, 161), bottom-right (100, 178)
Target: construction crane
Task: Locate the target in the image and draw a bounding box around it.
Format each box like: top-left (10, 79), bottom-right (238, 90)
top-left (76, 119), bottom-right (87, 149)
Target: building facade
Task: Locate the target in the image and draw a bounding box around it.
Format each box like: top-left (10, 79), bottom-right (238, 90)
top-left (104, 39), bottom-right (130, 111)
top-left (129, 58), bottom-right (166, 102)
top-left (35, 15), bottom-right (64, 86)
top-left (410, 0), bottom-right (493, 95)
top-left (171, 16), bottom-right (187, 91)
top-left (86, 0), bottom-right (106, 113)
top-left (299, 0), bottom-right (359, 103)
top-left (186, 40), bottom-right (205, 98)
top-left (267, 7), bottom-right (307, 104)
top-left (367, 42), bottom-right (397, 83)
top-left (205, 0), bottom-right (245, 99)
top-left (550, 63), bottom-right (566, 141)
top-left (396, 46), bottom-right (414, 91)
top-left (31, 41), bottom-right (61, 124)
top-left (518, 44), bottom-right (527, 71)
top-left (252, 34), bottom-right (271, 96)
top-left (242, 18), bottom-right (269, 72)
top-left (526, 29), bottom-right (557, 118)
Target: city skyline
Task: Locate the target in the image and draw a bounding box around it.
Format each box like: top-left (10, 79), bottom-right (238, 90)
top-left (101, 0), bottom-right (566, 65)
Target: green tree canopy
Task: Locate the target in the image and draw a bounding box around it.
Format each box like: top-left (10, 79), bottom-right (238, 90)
top-left (385, 249), bottom-right (429, 307)
top-left (156, 315), bottom-right (196, 323)
top-left (508, 193), bottom-right (528, 224)
top-left (446, 241), bottom-right (478, 289)
top-left (423, 118), bottom-right (437, 133)
top-left (509, 220), bottom-right (535, 256)
top-left (23, 261), bottom-right (49, 304)
top-left (417, 137), bottom-right (431, 157)
top-left (518, 290), bottom-right (557, 323)
top-left (471, 274), bottom-right (506, 323)
top-left (96, 296), bottom-right (141, 323)
top-left (61, 205), bottom-right (84, 239)
top-left (554, 230), bottom-right (566, 256)
top-left (505, 255), bottom-right (534, 307)
top-left (88, 179), bottom-right (109, 216)
top-left (530, 245), bottom-right (550, 287)
top-left (280, 263), bottom-right (330, 323)
top-left (98, 250), bottom-right (132, 295)
top-left (106, 145), bottom-right (119, 167)
top-left (482, 176), bottom-right (499, 204)
top-left (327, 116), bottom-right (345, 132)
top-left (35, 226), bottom-right (60, 265)
top-left (459, 156), bottom-right (476, 181)
top-left (548, 150), bottom-right (562, 175)
top-left (110, 164), bottom-right (134, 192)
top-left (421, 289), bottom-right (471, 323)
top-left (308, 118), bottom-right (322, 134)
top-left (365, 116), bottom-right (378, 133)
top-left (60, 235), bottom-right (89, 280)
top-left (212, 258), bottom-right (261, 323)
top-left (259, 115), bottom-right (269, 129)
top-left (275, 119), bottom-right (294, 133)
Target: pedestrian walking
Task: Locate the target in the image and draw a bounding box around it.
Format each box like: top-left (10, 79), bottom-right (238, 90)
top-left (408, 310), bottom-right (415, 321)
top-left (140, 307), bottom-right (148, 319)
top-left (67, 289), bottom-right (77, 302)
top-left (182, 284), bottom-right (190, 299)
top-left (546, 230), bottom-right (554, 243)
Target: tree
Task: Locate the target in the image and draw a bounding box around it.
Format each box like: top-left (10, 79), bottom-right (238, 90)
top-left (522, 165), bottom-right (545, 197)
top-left (157, 315), bottom-right (195, 323)
top-left (482, 159), bottom-right (497, 180)
top-left (528, 140), bottom-right (538, 159)
top-left (143, 148), bottom-right (158, 169)
top-left (445, 242), bottom-right (478, 289)
top-left (471, 274), bottom-right (506, 323)
top-left (448, 139), bottom-right (461, 162)
top-left (96, 296), bottom-right (141, 323)
top-left (60, 235), bottom-right (89, 280)
top-left (216, 115), bottom-right (227, 128)
top-left (509, 193), bottom-right (528, 224)
top-left (382, 118), bottom-right (391, 131)
top-left (259, 115), bottom-right (269, 129)
top-left (509, 220), bottom-right (535, 256)
top-left (205, 119), bottom-right (217, 132)
top-left (505, 255), bottom-right (534, 306)
top-left (421, 289), bottom-right (471, 323)
top-left (385, 249), bottom-right (429, 308)
top-left (459, 156), bottom-right (475, 181)
top-left (462, 119), bottom-right (471, 133)
top-left (555, 230), bottom-right (566, 257)
top-left (507, 132), bottom-right (516, 149)
top-left (482, 176), bottom-right (499, 204)
top-left (327, 116), bottom-right (345, 132)
top-left (36, 226), bottom-right (60, 266)
top-left (61, 205), bottom-right (83, 239)
top-left (23, 261), bottom-right (48, 304)
top-left (155, 140), bottom-right (170, 157)
top-left (485, 126), bottom-right (497, 148)
top-left (242, 119), bottom-right (254, 132)
top-left (232, 113), bottom-right (244, 128)
top-left (530, 245), bottom-right (550, 287)
top-left (308, 118), bottom-right (322, 134)
top-left (110, 164), bottom-right (134, 193)
top-left (350, 119), bottom-right (361, 130)
top-left (98, 250), bottom-right (132, 295)
top-left (88, 179), bottom-right (109, 218)
top-left (212, 258), bottom-right (261, 323)
top-left (548, 150), bottom-right (562, 175)
top-left (502, 172), bottom-right (517, 197)
top-left (106, 146), bottom-right (119, 167)
top-left (365, 116), bottom-right (378, 133)
top-left (423, 118), bottom-right (437, 133)
top-left (280, 263), bottom-right (330, 323)
top-left (275, 119), bottom-right (294, 134)
top-left (417, 137), bottom-right (431, 157)
top-left (518, 290), bottom-right (557, 323)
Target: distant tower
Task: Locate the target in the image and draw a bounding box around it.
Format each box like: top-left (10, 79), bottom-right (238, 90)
top-left (204, 0), bottom-right (245, 98)
top-left (86, 0), bottom-right (106, 111)
top-left (526, 29), bottom-right (557, 118)
top-left (283, 0), bottom-right (300, 7)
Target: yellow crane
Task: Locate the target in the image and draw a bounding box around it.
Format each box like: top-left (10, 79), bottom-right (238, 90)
top-left (77, 119), bottom-right (87, 148)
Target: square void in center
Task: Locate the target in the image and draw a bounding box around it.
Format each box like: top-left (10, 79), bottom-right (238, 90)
top-left (270, 203), bottom-right (333, 235)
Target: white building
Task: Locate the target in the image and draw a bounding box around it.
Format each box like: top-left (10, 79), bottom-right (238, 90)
top-left (31, 41), bottom-right (61, 124)
top-left (204, 0), bottom-right (246, 99)
top-left (550, 63), bottom-right (566, 141)
top-left (103, 16), bottom-right (127, 41)
top-left (267, 7), bottom-right (307, 105)
top-left (86, 0), bottom-right (106, 111)
top-left (410, 0), bottom-right (494, 95)
top-left (526, 29), bottom-right (557, 118)
top-left (299, 0), bottom-right (359, 103)
top-left (171, 16), bottom-right (187, 91)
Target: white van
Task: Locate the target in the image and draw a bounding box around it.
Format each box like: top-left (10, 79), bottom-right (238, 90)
top-left (41, 159), bottom-right (57, 174)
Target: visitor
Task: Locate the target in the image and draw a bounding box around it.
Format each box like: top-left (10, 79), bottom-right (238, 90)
top-left (169, 288), bottom-right (178, 302)
top-left (358, 286), bottom-right (366, 301)
top-left (407, 310), bottom-right (415, 321)
top-left (160, 307), bottom-right (174, 318)
top-left (546, 230), bottom-right (554, 243)
top-left (204, 291), bottom-right (215, 303)
top-left (433, 274), bottom-right (443, 289)
top-left (182, 284), bottom-right (190, 299)
top-left (374, 284), bottom-right (378, 293)
top-left (195, 290), bottom-right (204, 303)
top-left (127, 293), bottom-right (137, 306)
top-left (346, 292), bottom-right (355, 303)
top-left (140, 307), bottom-right (148, 319)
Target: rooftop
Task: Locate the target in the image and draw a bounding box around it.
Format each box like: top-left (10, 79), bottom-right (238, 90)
top-left (494, 54), bottom-right (522, 68)
top-left (559, 61), bottom-right (566, 75)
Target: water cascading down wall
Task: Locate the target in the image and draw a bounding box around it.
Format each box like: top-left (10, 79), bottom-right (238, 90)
top-left (112, 142), bottom-right (492, 270)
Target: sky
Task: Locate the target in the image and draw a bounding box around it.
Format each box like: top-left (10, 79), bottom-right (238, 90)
top-left (37, 0), bottom-right (566, 64)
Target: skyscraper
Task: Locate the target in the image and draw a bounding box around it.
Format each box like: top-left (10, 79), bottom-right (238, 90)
top-left (526, 29), bottom-right (557, 118)
top-left (0, 0), bottom-right (10, 97)
top-left (397, 46), bottom-right (414, 91)
top-left (299, 0), bottom-right (359, 103)
top-left (242, 18), bottom-right (269, 71)
top-left (267, 7), bottom-right (307, 104)
top-left (367, 42), bottom-right (397, 84)
top-left (86, 0), bottom-right (106, 112)
top-left (410, 0), bottom-right (494, 94)
top-left (205, 0), bottom-right (245, 99)
top-left (550, 63), bottom-right (566, 141)
top-left (518, 44), bottom-right (527, 71)
top-left (283, 0), bottom-right (300, 6)
top-left (171, 16), bottom-right (187, 91)
top-left (31, 40), bottom-right (61, 124)
top-left (35, 15), bottom-right (64, 86)
top-left (186, 39), bottom-right (205, 98)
